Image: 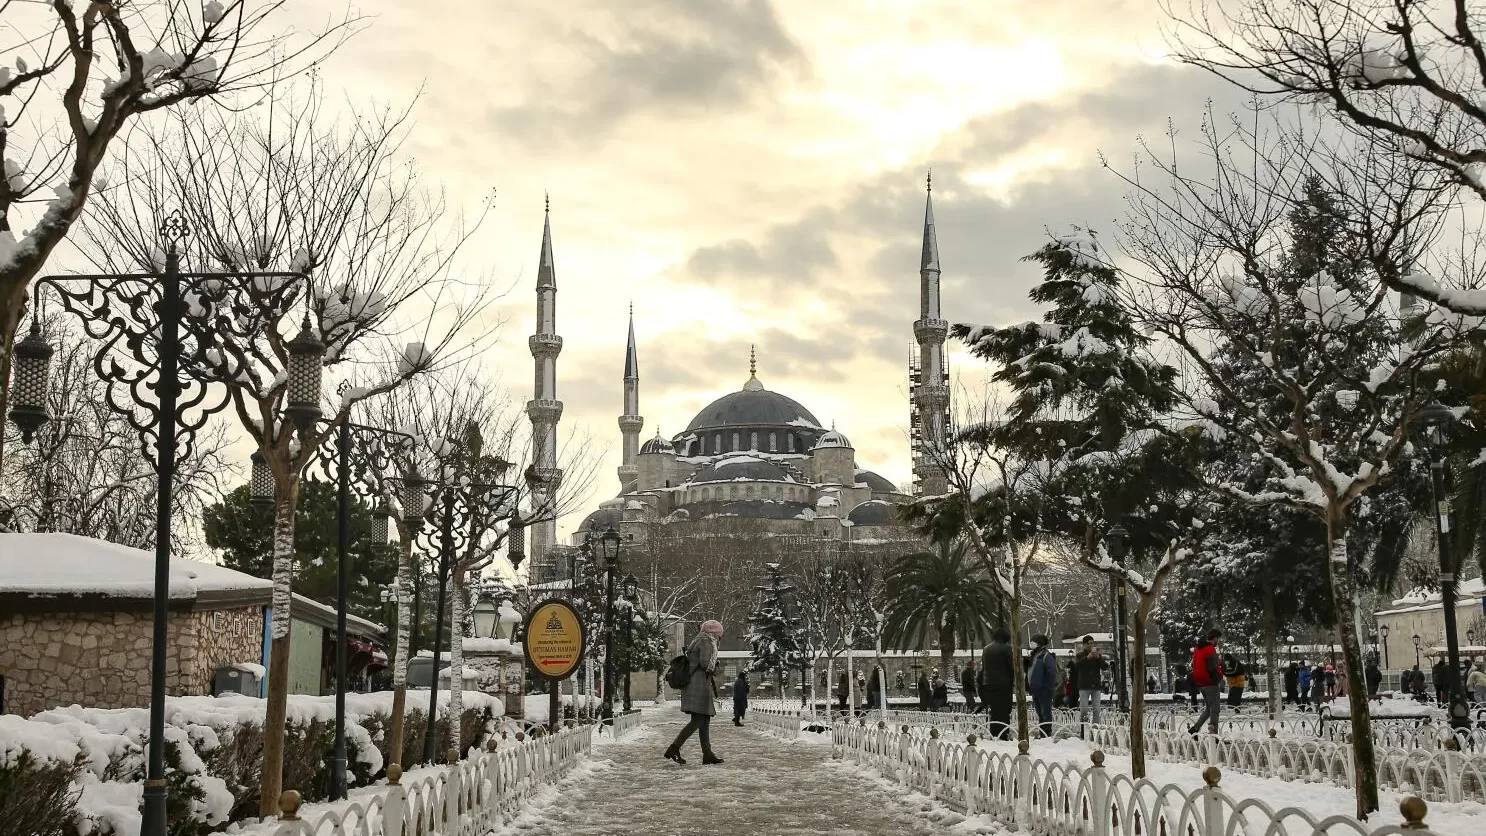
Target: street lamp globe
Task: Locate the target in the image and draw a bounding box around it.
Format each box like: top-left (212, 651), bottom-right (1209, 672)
top-left (1105, 525), bottom-right (1129, 563)
top-left (1412, 633), bottom-right (1421, 648)
top-left (1414, 401), bottom-right (1456, 450)
top-left (399, 469), bottom-right (429, 530)
top-left (250, 451), bottom-right (276, 511)
top-left (599, 525), bottom-right (621, 564)
top-left (370, 500), bottom-right (392, 547)
top-left (284, 316), bottom-right (325, 433)
top-left (8, 321), bottom-right (53, 443)
top-left (472, 597), bottom-right (500, 639)
top-left (623, 574), bottom-right (639, 600)
top-left (1380, 624), bottom-right (1389, 640)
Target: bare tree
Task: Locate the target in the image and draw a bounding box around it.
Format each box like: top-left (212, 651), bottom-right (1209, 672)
top-left (0, 317), bottom-right (229, 547)
top-left (1111, 104), bottom-right (1480, 815)
top-left (0, 1), bottom-right (355, 467)
top-left (72, 80), bottom-right (494, 813)
top-left (1165, 0), bottom-right (1486, 314)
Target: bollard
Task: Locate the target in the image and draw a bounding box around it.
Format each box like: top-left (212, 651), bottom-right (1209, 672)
top-left (1399, 796), bottom-right (1429, 830)
top-left (387, 763), bottom-right (403, 785)
top-left (277, 790), bottom-right (303, 821)
top-left (1088, 752), bottom-right (1110, 836)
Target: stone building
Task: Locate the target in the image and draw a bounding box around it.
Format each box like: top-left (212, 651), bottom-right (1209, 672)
top-left (0, 533), bottom-right (385, 717)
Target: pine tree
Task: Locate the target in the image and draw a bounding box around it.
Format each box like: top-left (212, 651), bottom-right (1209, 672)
top-left (746, 563), bottom-right (804, 696)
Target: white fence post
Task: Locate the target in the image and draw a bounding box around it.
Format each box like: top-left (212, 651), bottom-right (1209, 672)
top-left (384, 765), bottom-right (406, 836)
top-left (1443, 742), bottom-right (1465, 804)
top-left (444, 749), bottom-right (462, 827)
top-left (1201, 766), bottom-right (1224, 836)
top-left (1089, 751), bottom-right (1110, 836)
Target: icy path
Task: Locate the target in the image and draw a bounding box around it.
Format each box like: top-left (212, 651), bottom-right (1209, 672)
top-left (495, 708), bottom-right (962, 836)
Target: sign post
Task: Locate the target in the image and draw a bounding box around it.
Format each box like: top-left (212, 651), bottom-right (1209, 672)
top-left (522, 599), bottom-right (586, 732)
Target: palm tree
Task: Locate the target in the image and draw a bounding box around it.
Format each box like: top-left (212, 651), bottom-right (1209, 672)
top-left (881, 542), bottom-right (1000, 682)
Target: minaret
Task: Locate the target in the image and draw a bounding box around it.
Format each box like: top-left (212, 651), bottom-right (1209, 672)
top-left (526, 195), bottom-right (564, 580)
top-left (617, 304), bottom-right (643, 492)
top-left (911, 172), bottom-right (950, 495)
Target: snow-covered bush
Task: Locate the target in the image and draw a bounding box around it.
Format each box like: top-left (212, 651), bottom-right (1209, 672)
top-left (0, 719), bottom-right (84, 836)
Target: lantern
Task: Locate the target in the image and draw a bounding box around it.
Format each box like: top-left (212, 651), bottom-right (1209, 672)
top-left (371, 500), bottom-right (392, 546)
top-left (400, 469), bottom-right (429, 529)
top-left (472, 598), bottom-right (500, 639)
top-left (8, 321), bottom-right (53, 443)
top-left (284, 316), bottom-right (324, 433)
top-left (250, 451), bottom-right (275, 510)
top-left (507, 522), bottom-right (526, 569)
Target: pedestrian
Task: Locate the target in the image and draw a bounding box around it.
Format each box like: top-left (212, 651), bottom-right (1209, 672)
top-left (917, 671), bottom-right (931, 711)
top-left (1432, 659), bottom-right (1448, 704)
top-left (1400, 666), bottom-right (1413, 696)
top-left (961, 661), bottom-right (978, 713)
top-left (932, 677), bottom-right (949, 711)
top-left (1186, 629), bottom-right (1224, 736)
top-left (1224, 654), bottom-right (1246, 710)
top-left (1310, 664), bottom-right (1326, 708)
top-left (1409, 664), bottom-right (1427, 698)
top-left (1146, 673), bottom-right (1158, 693)
top-left (836, 671), bottom-right (849, 714)
top-left (981, 628), bottom-right (1016, 738)
top-left (732, 670), bottom-right (750, 726)
top-left (1297, 664), bottom-right (1312, 708)
top-left (867, 667), bottom-right (883, 709)
top-left (1323, 663), bottom-right (1337, 698)
top-left (1060, 661), bottom-right (1077, 709)
top-left (1467, 661), bottom-right (1486, 705)
top-left (664, 620), bottom-right (725, 765)
top-left (1028, 634), bottom-right (1058, 737)
top-left (1074, 635), bottom-right (1108, 726)
top-left (1365, 658), bottom-right (1382, 698)
top-left (1284, 662), bottom-right (1299, 706)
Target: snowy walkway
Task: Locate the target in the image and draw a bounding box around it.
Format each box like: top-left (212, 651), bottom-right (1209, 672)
top-left (495, 707), bottom-right (962, 836)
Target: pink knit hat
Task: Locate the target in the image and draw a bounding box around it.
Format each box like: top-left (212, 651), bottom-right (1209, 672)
top-left (701, 620), bottom-right (725, 638)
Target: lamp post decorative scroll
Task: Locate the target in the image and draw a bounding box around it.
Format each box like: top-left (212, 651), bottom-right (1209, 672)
top-left (6, 211), bottom-right (312, 836)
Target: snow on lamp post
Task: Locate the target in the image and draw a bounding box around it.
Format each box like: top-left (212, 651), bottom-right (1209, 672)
top-left (497, 600), bottom-right (521, 642)
top-left (1105, 524), bottom-right (1131, 713)
top-left (284, 318), bottom-right (325, 433)
top-left (1414, 400), bottom-right (1470, 728)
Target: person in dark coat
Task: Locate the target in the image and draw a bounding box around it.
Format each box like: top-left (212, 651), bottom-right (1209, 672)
top-left (1027, 634), bottom-right (1058, 737)
top-left (960, 661), bottom-right (978, 712)
top-left (664, 620), bottom-right (724, 765)
top-left (1365, 659), bottom-right (1382, 698)
top-left (1074, 635), bottom-right (1109, 725)
top-left (867, 667), bottom-right (883, 709)
top-left (931, 677), bottom-right (948, 710)
top-left (1284, 662), bottom-right (1300, 706)
top-left (981, 628), bottom-right (1016, 739)
top-left (917, 671), bottom-right (932, 711)
top-left (732, 670), bottom-right (750, 726)
top-left (837, 671), bottom-right (850, 714)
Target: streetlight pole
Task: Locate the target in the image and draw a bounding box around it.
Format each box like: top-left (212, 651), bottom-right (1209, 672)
top-left (1413, 633), bottom-right (1422, 669)
top-left (1105, 525), bottom-right (1131, 713)
top-left (1380, 625), bottom-right (1390, 669)
top-left (7, 213), bottom-right (310, 836)
top-left (1415, 400), bottom-right (1471, 729)
top-left (622, 574), bottom-right (638, 712)
top-left (423, 486), bottom-right (457, 763)
top-left (596, 526), bottom-right (622, 721)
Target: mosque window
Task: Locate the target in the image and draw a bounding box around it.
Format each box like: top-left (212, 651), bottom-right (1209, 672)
top-left (731, 432), bottom-right (739, 450)
top-left (698, 436), bottom-right (706, 455)
top-left (749, 431), bottom-right (758, 450)
top-left (702, 488), bottom-right (710, 501)
top-left (769, 432), bottom-right (777, 452)
top-left (787, 435), bottom-right (796, 452)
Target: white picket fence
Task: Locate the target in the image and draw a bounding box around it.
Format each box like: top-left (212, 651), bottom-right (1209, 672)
top-left (247, 720), bottom-right (634, 836)
top-left (831, 721), bottom-right (1445, 836)
top-left (750, 706), bottom-right (802, 740)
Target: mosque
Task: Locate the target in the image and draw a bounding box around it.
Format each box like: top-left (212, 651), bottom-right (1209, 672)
top-left (522, 179), bottom-right (952, 584)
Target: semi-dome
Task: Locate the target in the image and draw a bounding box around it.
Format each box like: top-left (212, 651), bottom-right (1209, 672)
top-left (639, 433), bottom-right (674, 455)
top-left (576, 505), bottom-right (622, 534)
top-left (854, 469), bottom-right (898, 493)
top-left (685, 378), bottom-right (821, 432)
top-left (813, 428), bottom-right (851, 450)
top-left (847, 499), bottom-right (897, 525)
top-left (693, 454), bottom-right (790, 484)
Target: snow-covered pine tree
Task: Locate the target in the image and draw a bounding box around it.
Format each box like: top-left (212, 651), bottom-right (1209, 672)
top-left (746, 562), bottom-right (804, 699)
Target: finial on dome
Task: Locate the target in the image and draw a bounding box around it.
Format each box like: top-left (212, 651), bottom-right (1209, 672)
top-left (743, 345), bottom-right (764, 391)
top-left (544, 191), bottom-right (550, 213)
top-left (926, 168), bottom-right (932, 193)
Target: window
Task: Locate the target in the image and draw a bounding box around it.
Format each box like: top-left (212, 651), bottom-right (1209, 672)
top-left (702, 488), bottom-right (711, 501)
top-left (732, 432), bottom-right (739, 450)
top-left (750, 431), bottom-right (758, 450)
top-left (787, 434), bottom-right (796, 452)
top-left (698, 436), bottom-right (706, 455)
top-left (715, 433), bottom-right (723, 451)
top-left (769, 432), bottom-right (777, 452)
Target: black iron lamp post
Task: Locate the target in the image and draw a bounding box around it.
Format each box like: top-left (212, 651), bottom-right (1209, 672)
top-left (1413, 633), bottom-right (1422, 668)
top-left (1380, 625), bottom-right (1390, 669)
top-left (1104, 525), bottom-right (1131, 713)
top-left (595, 525), bottom-right (623, 720)
top-left (1287, 635), bottom-right (1297, 665)
top-left (1415, 400), bottom-right (1471, 728)
top-left (621, 574), bottom-right (638, 712)
top-left (6, 214), bottom-right (312, 836)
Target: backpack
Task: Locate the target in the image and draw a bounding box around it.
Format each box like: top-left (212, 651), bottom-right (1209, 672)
top-left (665, 654), bottom-right (691, 690)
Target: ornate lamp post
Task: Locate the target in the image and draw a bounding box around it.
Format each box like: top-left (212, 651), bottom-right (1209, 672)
top-left (621, 574), bottom-right (639, 712)
top-left (1380, 625), bottom-right (1390, 669)
top-left (595, 525), bottom-right (623, 720)
top-left (6, 214), bottom-right (311, 836)
top-left (1286, 635), bottom-right (1297, 665)
top-left (1415, 400), bottom-right (1470, 727)
top-left (1104, 525), bottom-right (1131, 713)
top-left (1412, 633), bottom-right (1422, 668)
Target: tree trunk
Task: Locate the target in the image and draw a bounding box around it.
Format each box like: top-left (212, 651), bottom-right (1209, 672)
top-left (0, 297), bottom-right (20, 478)
top-left (388, 533), bottom-right (414, 768)
top-left (448, 566), bottom-right (466, 757)
top-left (939, 624), bottom-right (956, 690)
top-left (1130, 609), bottom-right (1149, 777)
top-left (846, 649), bottom-right (855, 712)
top-left (258, 483), bottom-right (299, 816)
top-left (825, 655), bottom-right (834, 720)
top-left (1010, 585), bottom-right (1030, 750)
top-left (1327, 513), bottom-right (1380, 818)
top-left (1263, 578), bottom-right (1280, 721)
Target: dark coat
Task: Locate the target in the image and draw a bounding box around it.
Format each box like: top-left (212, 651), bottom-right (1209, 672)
top-left (1028, 647), bottom-right (1057, 696)
top-left (917, 675), bottom-right (932, 709)
top-left (960, 666), bottom-right (978, 701)
top-left (1074, 648), bottom-right (1108, 692)
top-left (680, 632), bottom-right (718, 716)
top-left (1365, 664), bottom-right (1382, 692)
top-left (733, 674), bottom-right (750, 711)
top-left (981, 641), bottom-right (1015, 696)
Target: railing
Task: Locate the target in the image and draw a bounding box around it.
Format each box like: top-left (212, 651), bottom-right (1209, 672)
top-left (604, 708), bottom-right (644, 740)
top-left (248, 720), bottom-right (634, 836)
top-left (831, 721), bottom-right (1444, 836)
top-left (750, 706), bottom-right (802, 741)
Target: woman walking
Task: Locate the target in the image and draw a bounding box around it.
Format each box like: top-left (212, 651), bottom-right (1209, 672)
top-left (664, 620), bottom-right (725, 765)
top-left (733, 670), bottom-right (750, 726)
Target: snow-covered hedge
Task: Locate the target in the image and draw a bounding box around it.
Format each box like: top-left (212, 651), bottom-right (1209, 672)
top-left (0, 691), bottom-right (503, 836)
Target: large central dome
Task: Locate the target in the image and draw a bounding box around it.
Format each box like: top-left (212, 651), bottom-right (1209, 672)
top-left (685, 376), bottom-right (821, 431)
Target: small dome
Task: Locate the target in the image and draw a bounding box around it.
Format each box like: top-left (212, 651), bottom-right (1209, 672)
top-left (854, 469), bottom-right (898, 493)
top-left (815, 494), bottom-right (839, 510)
top-left (813, 428), bottom-right (852, 450)
top-left (577, 506), bottom-right (622, 534)
top-left (847, 499), bottom-right (896, 525)
top-left (640, 434), bottom-right (675, 455)
top-left (693, 454), bottom-right (790, 483)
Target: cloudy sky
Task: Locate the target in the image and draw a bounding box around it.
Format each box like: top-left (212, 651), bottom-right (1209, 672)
top-left (289, 0), bottom-right (1250, 539)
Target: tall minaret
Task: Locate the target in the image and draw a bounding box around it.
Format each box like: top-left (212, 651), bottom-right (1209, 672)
top-left (911, 172), bottom-right (950, 496)
top-left (526, 196), bottom-right (564, 578)
top-left (617, 305), bottom-right (643, 492)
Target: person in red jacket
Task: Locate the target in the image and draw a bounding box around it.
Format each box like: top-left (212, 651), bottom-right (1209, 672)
top-left (1186, 628), bottom-right (1225, 736)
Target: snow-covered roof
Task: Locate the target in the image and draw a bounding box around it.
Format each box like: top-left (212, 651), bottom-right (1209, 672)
top-left (0, 533), bottom-right (271, 603)
top-left (1375, 576), bottom-right (1485, 615)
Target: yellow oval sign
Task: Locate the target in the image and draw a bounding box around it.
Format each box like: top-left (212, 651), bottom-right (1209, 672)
top-left (523, 599), bottom-right (586, 680)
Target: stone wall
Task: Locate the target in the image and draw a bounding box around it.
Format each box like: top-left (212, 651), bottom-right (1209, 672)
top-left (0, 606), bottom-right (264, 718)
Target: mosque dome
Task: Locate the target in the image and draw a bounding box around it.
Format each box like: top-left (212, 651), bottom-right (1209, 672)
top-left (639, 433), bottom-right (674, 455)
top-left (854, 470), bottom-right (899, 493)
top-left (685, 384), bottom-right (821, 432)
top-left (813, 428), bottom-right (851, 450)
top-left (847, 499), bottom-right (897, 525)
top-left (693, 454), bottom-right (791, 483)
top-left (576, 505), bottom-right (622, 535)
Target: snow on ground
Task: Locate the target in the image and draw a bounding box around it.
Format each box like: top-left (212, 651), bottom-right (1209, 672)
top-left (975, 735), bottom-right (1485, 835)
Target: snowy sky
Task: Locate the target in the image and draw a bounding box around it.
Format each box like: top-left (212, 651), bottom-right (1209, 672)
top-left (272, 0), bottom-right (1251, 539)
